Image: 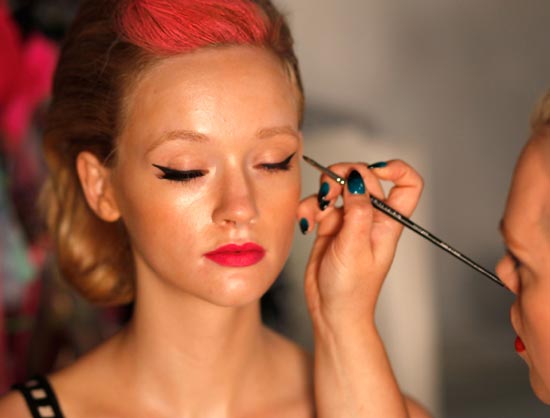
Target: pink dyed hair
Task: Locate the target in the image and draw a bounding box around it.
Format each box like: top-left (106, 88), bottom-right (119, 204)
top-left (42, 0), bottom-right (303, 305)
top-left (117, 0), bottom-right (269, 55)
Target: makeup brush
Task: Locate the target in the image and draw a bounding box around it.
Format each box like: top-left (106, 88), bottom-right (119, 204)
top-left (303, 155), bottom-right (508, 290)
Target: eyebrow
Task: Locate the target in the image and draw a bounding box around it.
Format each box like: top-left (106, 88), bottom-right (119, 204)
top-left (146, 129), bottom-right (209, 154)
top-left (147, 126), bottom-right (300, 154)
top-left (256, 126), bottom-right (300, 140)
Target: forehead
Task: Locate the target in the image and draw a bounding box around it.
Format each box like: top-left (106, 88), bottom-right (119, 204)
top-left (117, 45), bottom-right (301, 154)
top-left (127, 46), bottom-right (298, 118)
top-left (503, 136), bottom-right (550, 240)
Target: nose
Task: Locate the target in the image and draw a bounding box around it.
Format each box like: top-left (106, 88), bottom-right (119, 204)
top-left (211, 168), bottom-right (258, 227)
top-left (495, 254), bottom-right (520, 294)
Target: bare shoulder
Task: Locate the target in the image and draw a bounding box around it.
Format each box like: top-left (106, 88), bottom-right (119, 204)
top-left (28, 335), bottom-right (123, 418)
top-left (46, 339), bottom-right (121, 417)
top-left (405, 395), bottom-right (433, 418)
top-left (0, 390), bottom-right (32, 418)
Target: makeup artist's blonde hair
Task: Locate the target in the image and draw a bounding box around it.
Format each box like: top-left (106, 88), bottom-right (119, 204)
top-left (530, 90), bottom-right (550, 134)
top-left (41, 0), bottom-right (303, 306)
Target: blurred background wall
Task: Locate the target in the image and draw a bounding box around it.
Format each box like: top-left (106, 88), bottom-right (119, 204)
top-left (274, 0), bottom-right (550, 417)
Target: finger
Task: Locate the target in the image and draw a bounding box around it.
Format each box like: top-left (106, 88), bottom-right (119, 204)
top-left (357, 162), bottom-right (386, 200)
top-left (315, 164), bottom-right (345, 211)
top-left (369, 159), bottom-right (424, 218)
top-left (296, 195), bottom-right (319, 234)
top-left (367, 160), bottom-right (424, 255)
top-left (314, 162), bottom-right (385, 211)
top-left (337, 166), bottom-right (376, 258)
top-left (342, 164), bottom-right (409, 268)
top-left (296, 194), bottom-right (343, 235)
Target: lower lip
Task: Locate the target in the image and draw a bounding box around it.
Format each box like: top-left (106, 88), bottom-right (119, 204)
top-left (205, 248), bottom-right (265, 267)
top-left (515, 336), bottom-right (526, 353)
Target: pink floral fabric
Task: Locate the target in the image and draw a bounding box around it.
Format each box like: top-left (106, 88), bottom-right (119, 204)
top-left (0, 3), bottom-right (58, 149)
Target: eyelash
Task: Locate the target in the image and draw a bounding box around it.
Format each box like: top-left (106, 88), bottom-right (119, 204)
top-left (152, 164), bottom-right (205, 182)
top-left (259, 152), bottom-right (295, 172)
top-left (506, 249), bottom-right (521, 270)
top-left (153, 153), bottom-right (296, 183)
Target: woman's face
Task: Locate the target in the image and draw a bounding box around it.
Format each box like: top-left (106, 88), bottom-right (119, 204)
top-left (109, 46), bottom-right (302, 307)
top-left (496, 134), bottom-right (550, 404)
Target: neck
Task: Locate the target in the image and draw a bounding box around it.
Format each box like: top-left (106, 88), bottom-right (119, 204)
top-left (112, 284), bottom-right (270, 417)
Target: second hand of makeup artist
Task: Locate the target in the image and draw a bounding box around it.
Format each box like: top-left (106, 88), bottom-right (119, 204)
top-left (303, 155), bottom-right (508, 290)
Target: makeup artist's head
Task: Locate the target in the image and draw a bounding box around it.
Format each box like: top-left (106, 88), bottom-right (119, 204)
top-left (42, 0), bottom-right (304, 307)
top-left (496, 91), bottom-right (550, 404)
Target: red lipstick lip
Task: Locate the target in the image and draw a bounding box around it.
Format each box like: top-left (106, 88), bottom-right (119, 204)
top-left (204, 242), bottom-right (266, 267)
top-left (208, 243), bottom-right (264, 253)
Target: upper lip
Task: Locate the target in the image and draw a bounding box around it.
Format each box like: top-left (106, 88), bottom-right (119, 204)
top-left (205, 242), bottom-right (265, 255)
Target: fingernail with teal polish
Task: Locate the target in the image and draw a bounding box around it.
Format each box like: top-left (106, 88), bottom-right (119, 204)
top-left (317, 182), bottom-right (330, 210)
top-left (317, 182), bottom-right (329, 200)
top-left (347, 170), bottom-right (366, 194)
top-left (299, 218), bottom-right (309, 235)
top-left (368, 161), bottom-right (387, 169)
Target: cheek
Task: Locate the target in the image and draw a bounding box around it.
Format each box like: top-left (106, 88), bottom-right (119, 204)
top-left (114, 173), bottom-right (211, 258)
top-left (257, 178), bottom-right (300, 251)
top-left (262, 178), bottom-right (300, 221)
top-left (518, 287), bottom-right (550, 377)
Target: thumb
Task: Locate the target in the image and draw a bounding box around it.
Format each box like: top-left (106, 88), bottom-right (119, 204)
top-left (335, 168), bottom-right (375, 260)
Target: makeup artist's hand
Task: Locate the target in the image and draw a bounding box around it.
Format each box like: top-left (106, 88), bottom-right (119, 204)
top-left (298, 159), bottom-right (423, 329)
top-left (298, 160), bottom-right (429, 418)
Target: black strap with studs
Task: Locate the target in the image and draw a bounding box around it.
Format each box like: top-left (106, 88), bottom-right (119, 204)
top-left (12, 375), bottom-right (65, 418)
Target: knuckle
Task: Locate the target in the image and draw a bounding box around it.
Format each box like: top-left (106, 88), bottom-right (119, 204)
top-left (347, 202), bottom-right (371, 218)
top-left (396, 160), bottom-right (423, 185)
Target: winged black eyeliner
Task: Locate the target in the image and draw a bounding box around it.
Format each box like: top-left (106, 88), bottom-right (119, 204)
top-left (262, 152), bottom-right (296, 170)
top-left (152, 164), bottom-right (204, 181)
top-left (153, 152), bottom-right (295, 182)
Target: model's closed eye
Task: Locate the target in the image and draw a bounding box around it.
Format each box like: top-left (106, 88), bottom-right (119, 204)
top-left (504, 247), bottom-right (522, 270)
top-left (153, 164), bottom-right (206, 182)
top-left (260, 152), bottom-right (296, 172)
top-left (152, 152), bottom-right (296, 182)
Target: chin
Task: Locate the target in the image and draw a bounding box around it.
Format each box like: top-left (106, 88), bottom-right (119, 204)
top-left (530, 369), bottom-right (550, 404)
top-left (202, 274), bottom-right (275, 308)
top-left (207, 290), bottom-right (266, 308)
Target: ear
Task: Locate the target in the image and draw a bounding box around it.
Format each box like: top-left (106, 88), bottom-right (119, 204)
top-left (76, 151), bottom-right (121, 222)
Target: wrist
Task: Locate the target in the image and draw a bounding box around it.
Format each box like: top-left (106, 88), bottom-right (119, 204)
top-left (310, 304), bottom-right (378, 343)
top-left (312, 319), bottom-right (409, 418)
top-left (312, 315), bottom-right (381, 361)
